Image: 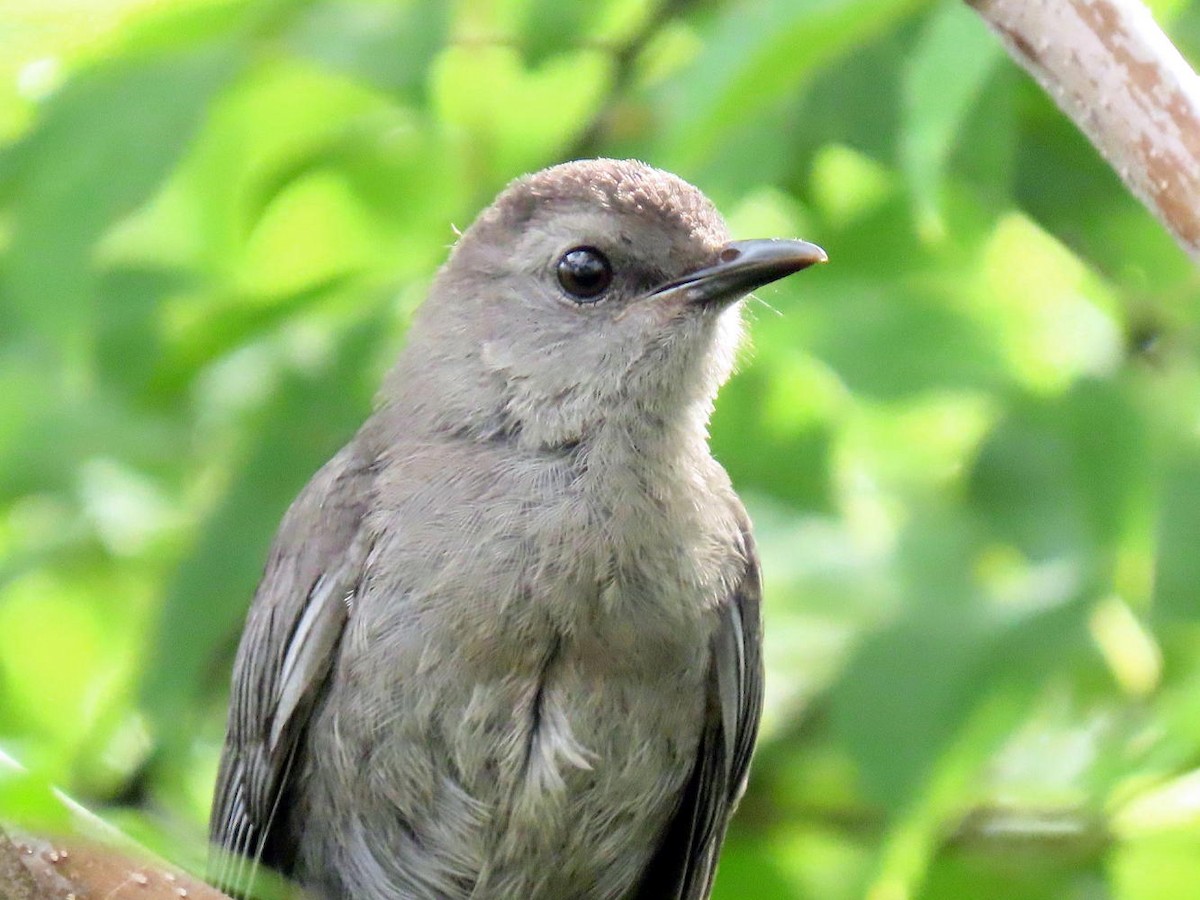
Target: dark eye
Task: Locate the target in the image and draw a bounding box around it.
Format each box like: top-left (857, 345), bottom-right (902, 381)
top-left (556, 246), bottom-right (613, 301)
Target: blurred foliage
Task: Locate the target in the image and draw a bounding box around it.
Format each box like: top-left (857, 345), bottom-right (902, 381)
top-left (1, 0), bottom-right (1200, 897)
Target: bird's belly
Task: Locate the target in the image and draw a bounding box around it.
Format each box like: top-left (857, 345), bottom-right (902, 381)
top-left (471, 653), bottom-right (707, 899)
top-left (296, 519), bottom-right (727, 900)
top-left (299, 615), bottom-right (710, 900)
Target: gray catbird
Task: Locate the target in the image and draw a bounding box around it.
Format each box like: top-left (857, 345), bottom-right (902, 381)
top-left (210, 159), bottom-right (825, 900)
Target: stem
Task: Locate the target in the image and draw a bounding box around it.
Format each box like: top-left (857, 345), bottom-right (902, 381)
top-left (966, 0), bottom-right (1200, 264)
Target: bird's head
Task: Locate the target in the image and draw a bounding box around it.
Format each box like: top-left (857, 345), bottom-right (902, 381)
top-left (387, 159), bottom-right (825, 450)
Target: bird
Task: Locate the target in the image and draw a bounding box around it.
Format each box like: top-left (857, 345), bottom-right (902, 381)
top-left (209, 158), bottom-right (826, 900)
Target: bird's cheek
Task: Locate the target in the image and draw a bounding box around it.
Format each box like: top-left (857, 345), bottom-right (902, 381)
top-left (480, 340), bottom-right (519, 377)
top-left (613, 293), bottom-right (693, 329)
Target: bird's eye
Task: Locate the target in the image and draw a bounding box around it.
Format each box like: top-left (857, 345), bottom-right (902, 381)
top-left (556, 247), bottom-right (613, 301)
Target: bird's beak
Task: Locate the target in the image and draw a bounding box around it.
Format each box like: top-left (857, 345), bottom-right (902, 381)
top-left (650, 239), bottom-right (827, 307)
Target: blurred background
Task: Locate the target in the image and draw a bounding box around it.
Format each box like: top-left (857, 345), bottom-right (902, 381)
top-left (2, 0), bottom-right (1200, 897)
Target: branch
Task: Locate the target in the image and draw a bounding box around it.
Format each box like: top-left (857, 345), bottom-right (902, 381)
top-left (0, 826), bottom-right (46, 900)
top-left (966, 0), bottom-right (1200, 263)
top-left (0, 826), bottom-right (232, 900)
top-left (566, 0), bottom-right (696, 159)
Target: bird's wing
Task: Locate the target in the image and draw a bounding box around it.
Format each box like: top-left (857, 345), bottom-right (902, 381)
top-left (634, 512), bottom-right (765, 900)
top-left (208, 442), bottom-right (375, 897)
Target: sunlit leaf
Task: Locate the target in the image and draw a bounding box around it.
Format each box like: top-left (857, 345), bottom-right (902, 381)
top-left (0, 43), bottom-right (243, 349)
top-left (900, 3), bottom-right (1001, 239)
top-left (141, 311), bottom-right (389, 731)
top-left (650, 0), bottom-right (927, 170)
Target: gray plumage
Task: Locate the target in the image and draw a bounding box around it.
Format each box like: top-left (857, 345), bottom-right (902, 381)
top-left (210, 159), bottom-right (824, 900)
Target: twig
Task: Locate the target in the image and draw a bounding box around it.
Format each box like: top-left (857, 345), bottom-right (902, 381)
top-left (0, 826), bottom-right (44, 900)
top-left (566, 0), bottom-right (697, 159)
top-left (966, 0), bottom-right (1200, 263)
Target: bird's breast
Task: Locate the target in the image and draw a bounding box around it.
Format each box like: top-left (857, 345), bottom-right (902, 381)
top-left (314, 441), bottom-right (740, 896)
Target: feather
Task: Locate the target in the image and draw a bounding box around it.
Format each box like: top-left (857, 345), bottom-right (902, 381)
top-left (208, 442), bottom-right (375, 898)
top-left (633, 511), bottom-right (764, 900)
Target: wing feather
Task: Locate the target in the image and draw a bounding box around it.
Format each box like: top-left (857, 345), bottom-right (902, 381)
top-left (635, 511), bottom-right (764, 900)
top-left (208, 442), bottom-right (376, 897)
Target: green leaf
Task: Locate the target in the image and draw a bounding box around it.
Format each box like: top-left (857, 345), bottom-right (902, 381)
top-left (0, 44), bottom-right (243, 352)
top-left (283, 0), bottom-right (450, 102)
top-left (900, 3), bottom-right (1002, 238)
top-left (831, 592), bottom-right (1088, 809)
top-left (799, 278), bottom-right (1004, 400)
top-left (650, 0), bottom-right (927, 171)
top-left (430, 43), bottom-right (613, 184)
top-left (141, 311), bottom-right (389, 730)
top-left (1155, 449), bottom-right (1200, 620)
top-left (969, 380), bottom-right (1148, 565)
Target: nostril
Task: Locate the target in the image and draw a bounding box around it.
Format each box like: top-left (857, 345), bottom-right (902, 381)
top-left (719, 247), bottom-right (741, 263)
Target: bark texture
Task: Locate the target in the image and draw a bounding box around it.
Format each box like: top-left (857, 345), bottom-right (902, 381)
top-left (967, 0), bottom-right (1200, 262)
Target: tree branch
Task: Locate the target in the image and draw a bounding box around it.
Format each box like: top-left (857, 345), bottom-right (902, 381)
top-left (0, 826), bottom-right (232, 900)
top-left (566, 0), bottom-right (697, 159)
top-left (0, 826), bottom-right (46, 900)
top-left (966, 0), bottom-right (1200, 263)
